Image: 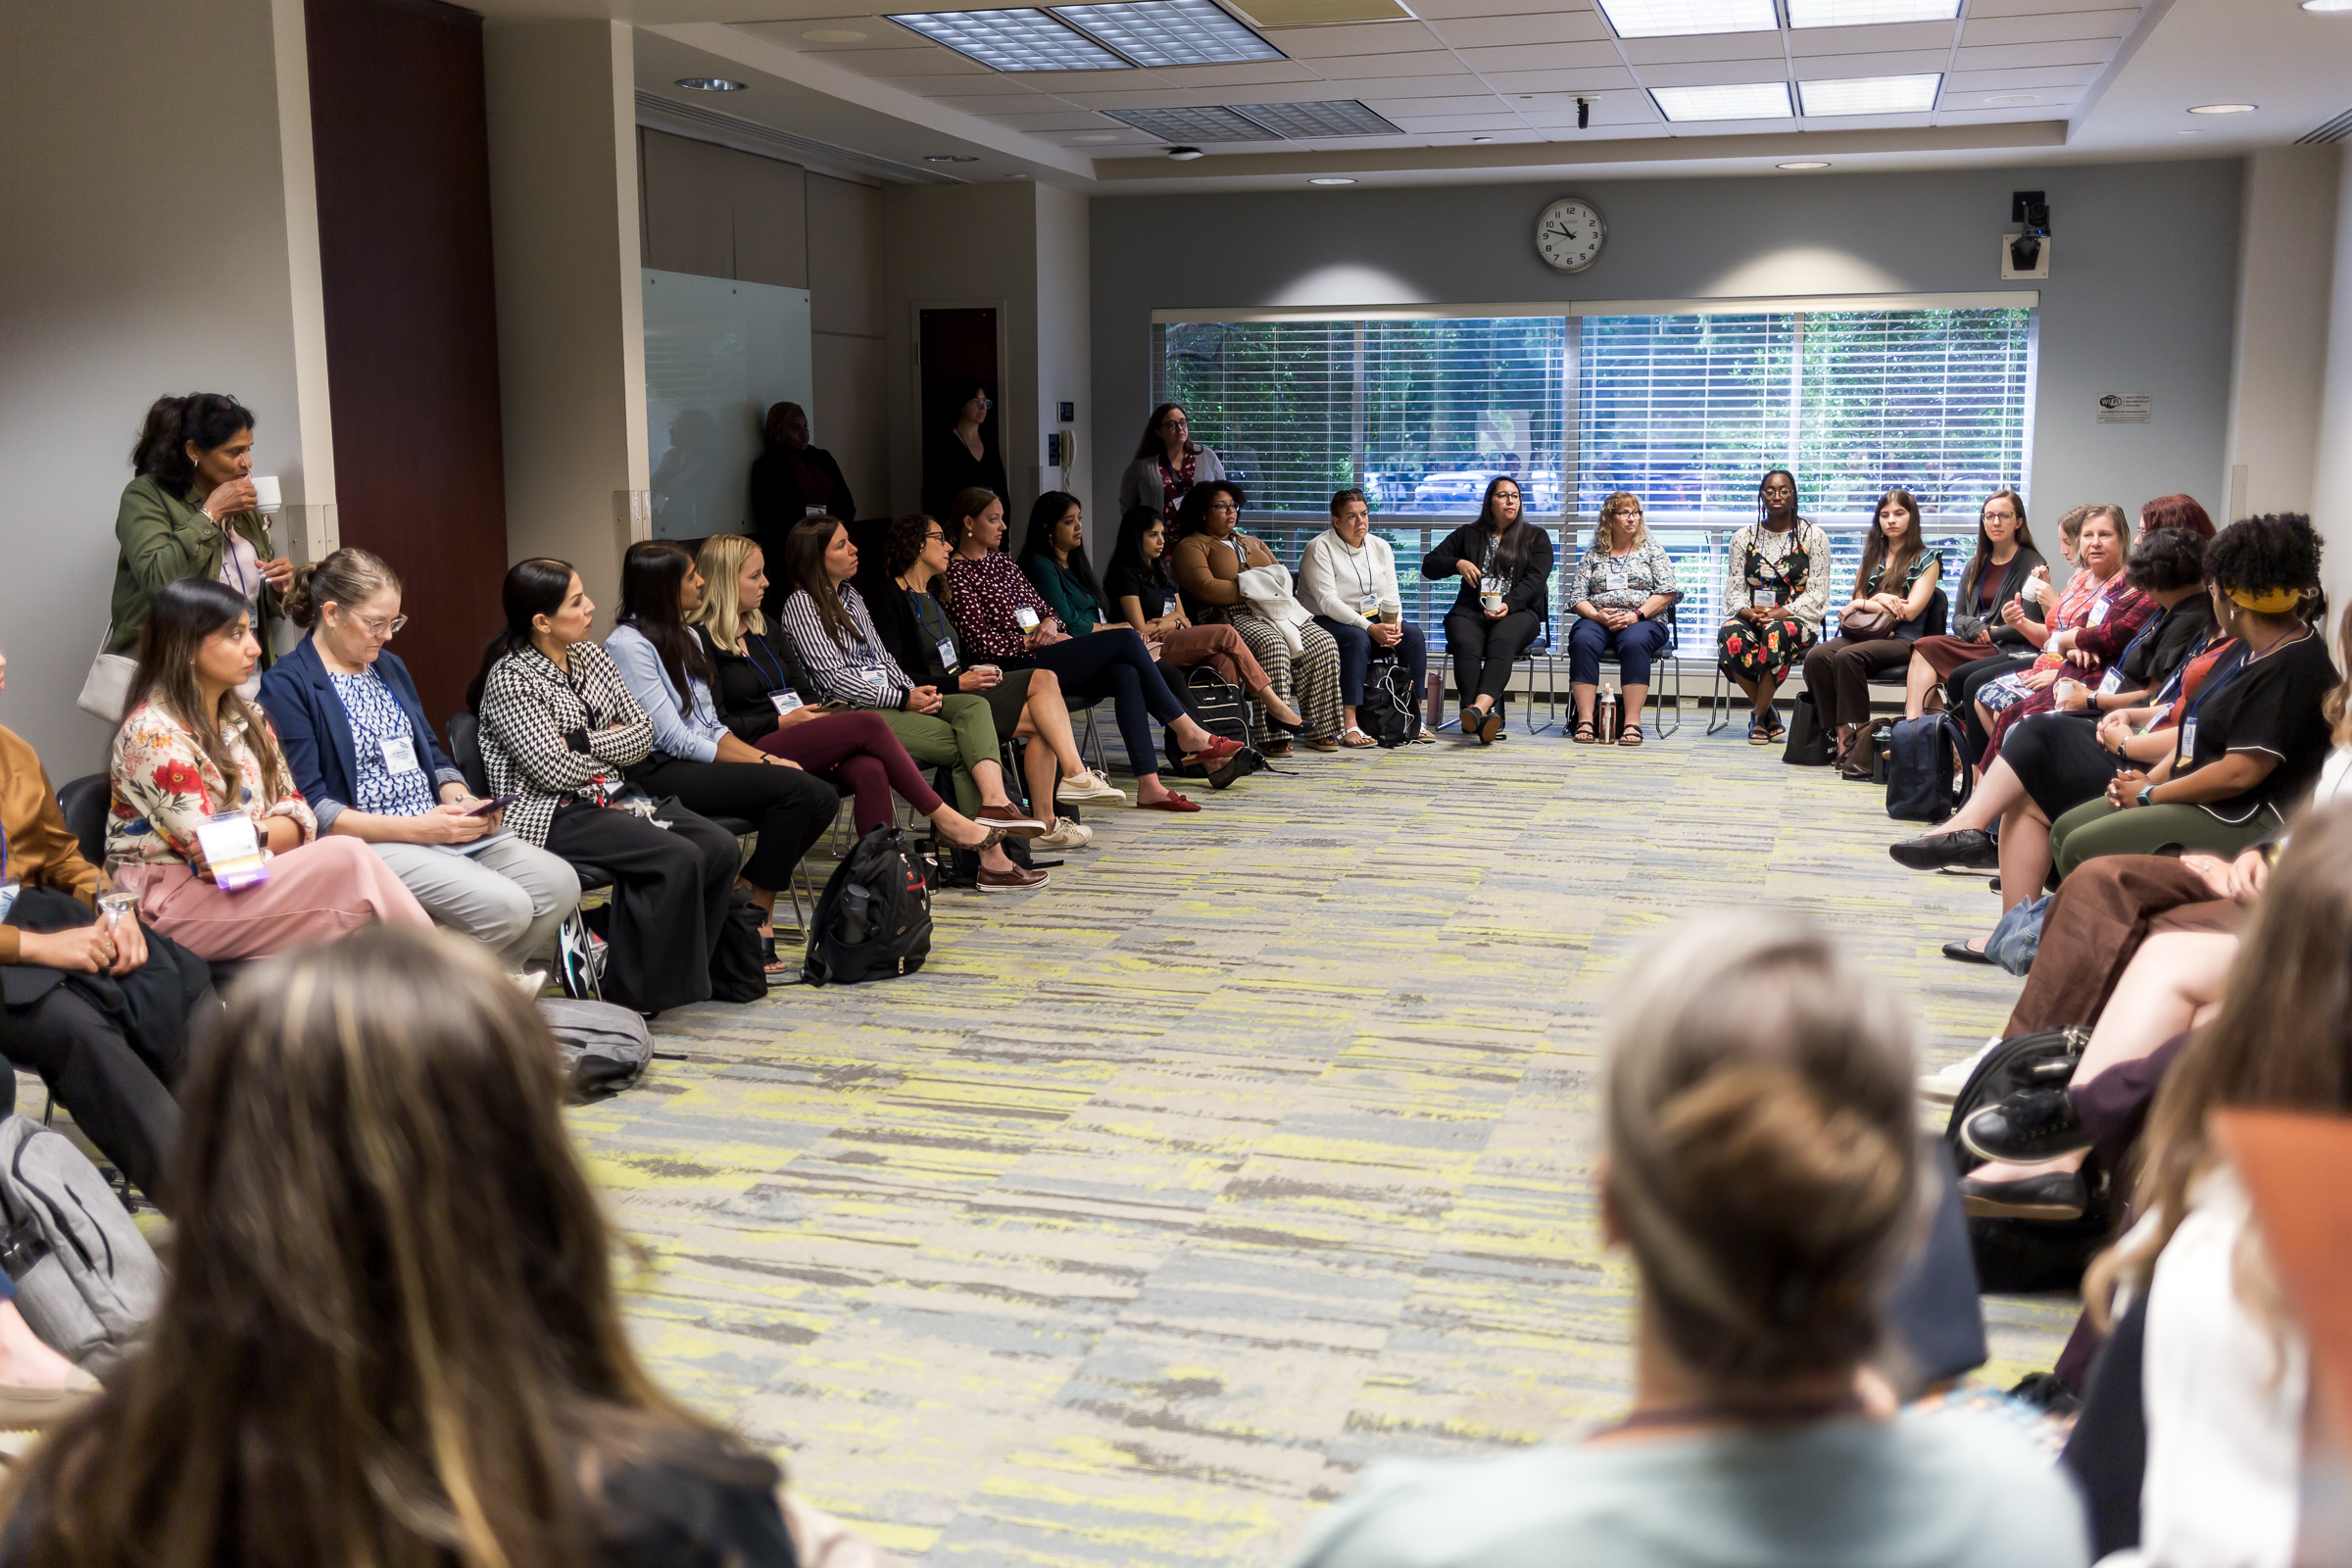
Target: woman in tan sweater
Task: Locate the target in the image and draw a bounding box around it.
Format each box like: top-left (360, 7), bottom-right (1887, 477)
top-left (1166, 481), bottom-right (1341, 754)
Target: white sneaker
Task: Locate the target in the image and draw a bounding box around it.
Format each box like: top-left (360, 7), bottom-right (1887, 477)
top-left (1033, 819), bottom-right (1095, 850)
top-left (1919, 1037), bottom-right (2001, 1106)
top-left (1056, 770), bottom-right (1127, 804)
top-left (509, 969), bottom-right (550, 999)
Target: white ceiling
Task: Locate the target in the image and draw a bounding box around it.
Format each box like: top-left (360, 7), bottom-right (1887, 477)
top-left (535, 0), bottom-right (2352, 190)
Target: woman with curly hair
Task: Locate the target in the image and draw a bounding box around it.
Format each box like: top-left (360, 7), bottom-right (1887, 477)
top-left (2044, 513), bottom-right (2335, 877)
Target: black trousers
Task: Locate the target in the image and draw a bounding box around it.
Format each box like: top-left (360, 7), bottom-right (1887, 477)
top-left (0, 887), bottom-right (213, 1210)
top-left (545, 801), bottom-right (740, 1016)
top-left (1948, 650), bottom-right (2033, 762)
top-left (2002, 710), bottom-right (2125, 821)
top-left (630, 755), bottom-right (840, 894)
top-left (1443, 609), bottom-right (1542, 707)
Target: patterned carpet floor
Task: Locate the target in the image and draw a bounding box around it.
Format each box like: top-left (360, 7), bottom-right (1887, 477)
top-left (573, 711), bottom-right (2076, 1567)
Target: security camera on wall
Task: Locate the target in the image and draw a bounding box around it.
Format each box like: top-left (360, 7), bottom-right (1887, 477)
top-left (2003, 190), bottom-right (2050, 280)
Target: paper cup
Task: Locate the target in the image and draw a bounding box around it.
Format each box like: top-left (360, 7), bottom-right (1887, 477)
top-left (250, 474), bottom-right (282, 515)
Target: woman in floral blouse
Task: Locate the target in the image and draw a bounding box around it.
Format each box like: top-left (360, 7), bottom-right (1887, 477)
top-left (107, 578), bottom-right (429, 959)
top-left (1715, 470), bottom-right (1834, 745)
top-left (1565, 491), bottom-right (1681, 746)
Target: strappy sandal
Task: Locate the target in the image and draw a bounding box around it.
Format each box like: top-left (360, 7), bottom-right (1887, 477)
top-left (1339, 725), bottom-right (1377, 748)
top-left (1572, 719), bottom-right (1599, 744)
top-left (1617, 724), bottom-right (1644, 747)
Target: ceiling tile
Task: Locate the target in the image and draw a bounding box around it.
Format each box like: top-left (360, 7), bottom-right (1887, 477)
top-left (1523, 98), bottom-right (1658, 125)
top-left (1793, 108), bottom-right (1932, 129)
top-left (729, 18), bottom-right (931, 50)
top-left (1635, 59), bottom-right (1800, 87)
top-left (878, 74), bottom-right (1046, 95)
top-left (1407, 0), bottom-right (1609, 15)
top-left (1049, 84), bottom-right (1210, 106)
top-left (1311, 49), bottom-right (1465, 76)
top-left (1944, 63), bottom-right (2101, 89)
top-left (1961, 9), bottom-right (2138, 46)
top-left (1935, 103), bottom-right (2074, 121)
top-left (1961, 0), bottom-right (2098, 12)
top-left (1259, 20), bottom-right (1438, 55)
top-left (1452, 40), bottom-right (1629, 71)
top-left (1951, 39), bottom-right (2114, 70)
top-left (1390, 111), bottom-right (1533, 129)
top-left (1302, 71), bottom-right (1487, 95)
top-left (1359, 93), bottom-right (1511, 115)
top-left (1619, 30), bottom-right (1790, 64)
top-left (1791, 48), bottom-right (1954, 76)
top-left (1476, 65), bottom-right (1642, 92)
top-left (919, 91), bottom-right (1057, 113)
top-left (1145, 60), bottom-right (1326, 83)
top-left (1423, 12), bottom-right (1614, 47)
top-left (1011, 65), bottom-right (1179, 90)
top-left (1786, 19), bottom-right (1955, 55)
top-left (821, 44), bottom-right (998, 74)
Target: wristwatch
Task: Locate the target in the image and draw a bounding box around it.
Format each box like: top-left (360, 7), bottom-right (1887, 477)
top-left (2136, 784), bottom-right (2156, 808)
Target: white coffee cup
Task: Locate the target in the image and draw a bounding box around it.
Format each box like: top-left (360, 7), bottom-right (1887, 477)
top-left (1480, 591), bottom-right (1503, 613)
top-left (250, 474), bottom-right (282, 515)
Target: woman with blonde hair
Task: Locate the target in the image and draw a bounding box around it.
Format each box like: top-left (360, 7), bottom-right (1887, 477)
top-left (1294, 915), bottom-right (2087, 1568)
top-left (1564, 490), bottom-right (1679, 745)
top-left (0, 926), bottom-right (796, 1565)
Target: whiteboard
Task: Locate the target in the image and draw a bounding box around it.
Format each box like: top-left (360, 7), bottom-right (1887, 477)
top-left (641, 270), bottom-right (812, 540)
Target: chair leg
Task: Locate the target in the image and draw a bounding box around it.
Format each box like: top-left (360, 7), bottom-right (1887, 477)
top-left (1081, 708), bottom-right (1109, 776)
top-left (1706, 662), bottom-right (1733, 735)
top-left (1652, 654), bottom-right (1683, 738)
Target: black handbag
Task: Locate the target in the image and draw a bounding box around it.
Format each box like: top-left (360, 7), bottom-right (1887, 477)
top-left (1781, 691), bottom-right (1833, 765)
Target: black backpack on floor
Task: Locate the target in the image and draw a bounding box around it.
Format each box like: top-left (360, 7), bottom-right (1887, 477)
top-left (1358, 657), bottom-right (1422, 748)
top-left (1886, 713), bottom-right (1973, 823)
top-left (1166, 664), bottom-right (1250, 767)
top-left (804, 827), bottom-right (933, 986)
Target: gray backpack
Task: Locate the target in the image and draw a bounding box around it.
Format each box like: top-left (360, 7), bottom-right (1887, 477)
top-left (0, 1115), bottom-right (162, 1377)
top-left (537, 997), bottom-right (653, 1100)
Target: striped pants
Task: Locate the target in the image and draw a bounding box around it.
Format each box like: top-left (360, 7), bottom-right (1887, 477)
top-left (1228, 609), bottom-right (1343, 745)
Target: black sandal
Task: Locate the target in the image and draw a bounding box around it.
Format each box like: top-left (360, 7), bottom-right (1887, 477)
top-left (1617, 724), bottom-right (1644, 747)
top-left (1572, 719), bottom-right (1599, 744)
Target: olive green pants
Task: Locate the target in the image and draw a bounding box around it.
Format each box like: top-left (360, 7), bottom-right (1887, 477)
top-left (2050, 797), bottom-right (2278, 881)
top-left (873, 696), bottom-right (1001, 816)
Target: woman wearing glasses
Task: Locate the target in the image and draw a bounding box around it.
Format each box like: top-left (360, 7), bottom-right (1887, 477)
top-left (1564, 490), bottom-right (1679, 746)
top-left (257, 550), bottom-right (581, 975)
top-left (921, 381), bottom-right (1009, 521)
top-left (1119, 403), bottom-right (1228, 523)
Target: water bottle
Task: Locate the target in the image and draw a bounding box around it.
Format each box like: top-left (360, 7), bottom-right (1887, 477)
top-left (1596, 683), bottom-right (1620, 743)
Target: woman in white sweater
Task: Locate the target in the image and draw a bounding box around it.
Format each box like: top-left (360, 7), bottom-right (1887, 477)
top-left (1298, 488), bottom-right (1429, 746)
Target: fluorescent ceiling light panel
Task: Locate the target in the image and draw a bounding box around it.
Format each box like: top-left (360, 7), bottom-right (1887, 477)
top-left (1649, 80), bottom-right (1792, 121)
top-left (1786, 0), bottom-right (1959, 24)
top-left (1798, 73), bottom-right (1940, 115)
top-left (1051, 0), bottom-right (1285, 67)
top-left (886, 9), bottom-right (1131, 71)
top-left (1102, 104), bottom-right (1278, 140)
top-left (1234, 98), bottom-right (1401, 136)
top-left (1594, 0), bottom-right (1777, 38)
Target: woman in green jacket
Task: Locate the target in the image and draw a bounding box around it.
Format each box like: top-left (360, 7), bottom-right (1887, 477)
top-left (1016, 492), bottom-right (1114, 635)
top-left (107, 394), bottom-right (292, 665)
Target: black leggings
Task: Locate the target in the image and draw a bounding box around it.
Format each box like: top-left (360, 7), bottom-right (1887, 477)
top-left (2000, 710), bottom-right (2127, 821)
top-left (630, 755), bottom-right (841, 893)
top-left (545, 800), bottom-right (740, 1016)
top-left (1029, 627), bottom-right (1188, 775)
top-left (1948, 650), bottom-right (2033, 762)
top-left (1444, 609), bottom-right (1542, 706)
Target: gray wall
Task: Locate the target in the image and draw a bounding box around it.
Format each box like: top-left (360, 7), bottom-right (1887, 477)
top-left (1090, 160), bottom-right (2245, 534)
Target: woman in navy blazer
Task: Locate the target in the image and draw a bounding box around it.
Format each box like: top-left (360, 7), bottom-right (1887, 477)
top-left (257, 550), bottom-right (579, 973)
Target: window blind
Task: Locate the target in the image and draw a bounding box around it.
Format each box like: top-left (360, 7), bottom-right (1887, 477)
top-left (1578, 314), bottom-right (1797, 518)
top-left (1154, 320), bottom-right (1354, 515)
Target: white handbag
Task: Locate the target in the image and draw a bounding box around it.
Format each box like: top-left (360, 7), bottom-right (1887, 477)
top-left (76, 624), bottom-right (135, 723)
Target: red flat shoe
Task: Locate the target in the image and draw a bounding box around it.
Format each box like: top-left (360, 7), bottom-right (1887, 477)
top-left (1182, 736), bottom-right (1243, 766)
top-left (1138, 792), bottom-right (1201, 812)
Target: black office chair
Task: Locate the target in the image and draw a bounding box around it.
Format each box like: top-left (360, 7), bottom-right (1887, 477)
top-left (56, 773), bottom-right (109, 868)
top-left (1563, 602), bottom-right (1686, 738)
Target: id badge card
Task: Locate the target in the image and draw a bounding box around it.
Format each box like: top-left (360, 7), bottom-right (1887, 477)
top-left (1751, 588), bottom-right (1781, 610)
top-left (378, 734), bottom-right (420, 774)
top-left (2087, 599), bottom-right (2109, 627)
top-left (768, 690), bottom-right (805, 716)
top-left (858, 664), bottom-right (888, 693)
top-left (1602, 565), bottom-right (1627, 595)
top-left (1358, 593), bottom-right (1380, 614)
top-left (0, 881), bottom-right (17, 924)
top-left (2098, 668), bottom-right (2124, 697)
top-left (937, 637), bottom-right (958, 669)
top-left (194, 811), bottom-right (270, 892)
top-left (805, 504), bottom-right (828, 516)
top-left (2180, 718), bottom-right (2198, 764)
top-left (1013, 606), bottom-right (1041, 631)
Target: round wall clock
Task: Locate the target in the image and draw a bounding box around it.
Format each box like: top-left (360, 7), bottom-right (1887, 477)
top-left (1535, 196), bottom-right (1606, 273)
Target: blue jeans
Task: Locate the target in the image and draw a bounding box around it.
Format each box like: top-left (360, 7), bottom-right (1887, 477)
top-left (1568, 615), bottom-right (1672, 686)
top-left (1311, 616), bottom-right (1428, 708)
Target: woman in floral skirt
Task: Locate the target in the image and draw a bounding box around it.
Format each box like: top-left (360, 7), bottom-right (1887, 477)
top-left (1716, 470), bottom-right (1834, 744)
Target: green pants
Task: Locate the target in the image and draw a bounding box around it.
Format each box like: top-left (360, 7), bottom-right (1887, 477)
top-left (874, 695), bottom-right (1001, 816)
top-left (2050, 797), bottom-right (2278, 880)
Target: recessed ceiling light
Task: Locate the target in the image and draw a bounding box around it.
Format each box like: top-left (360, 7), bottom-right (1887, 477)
top-left (1310, 176), bottom-right (1356, 184)
top-left (1985, 94), bottom-right (2037, 106)
top-left (1235, 100), bottom-right (1401, 137)
top-left (2302, 0), bottom-right (2352, 12)
top-left (801, 27), bottom-right (868, 41)
top-left (1595, 0), bottom-right (1777, 38)
top-left (675, 77), bottom-right (747, 91)
top-left (1777, 160), bottom-right (1831, 169)
top-left (924, 154), bottom-right (981, 162)
top-left (1108, 105), bottom-right (1271, 141)
top-left (1050, 0), bottom-right (1285, 66)
top-left (1786, 0), bottom-right (1957, 24)
top-left (1649, 81), bottom-right (1792, 122)
top-left (887, 9), bottom-right (1130, 71)
top-left (1166, 145), bottom-right (1206, 160)
top-left (1006, 172), bottom-right (1029, 178)
top-left (1798, 73), bottom-right (1940, 116)
top-left (2188, 102), bottom-right (2257, 114)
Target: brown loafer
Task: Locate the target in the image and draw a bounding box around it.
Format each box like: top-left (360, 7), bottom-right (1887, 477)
top-left (977, 863), bottom-right (1051, 892)
top-left (973, 805), bottom-right (1047, 838)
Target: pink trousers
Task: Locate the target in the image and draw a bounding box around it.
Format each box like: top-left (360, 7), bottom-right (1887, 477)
top-left (125, 836), bottom-right (433, 960)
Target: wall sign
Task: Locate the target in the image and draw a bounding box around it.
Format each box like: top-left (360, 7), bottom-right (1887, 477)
top-left (2096, 393), bottom-right (2152, 425)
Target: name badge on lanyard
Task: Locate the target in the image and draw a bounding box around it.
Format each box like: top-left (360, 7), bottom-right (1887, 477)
top-left (937, 637), bottom-right (958, 669)
top-left (858, 665), bottom-right (887, 693)
top-left (1358, 593), bottom-right (1380, 613)
top-left (2097, 668), bottom-right (2124, 697)
top-left (2087, 597), bottom-right (2110, 627)
top-left (1602, 565), bottom-right (1627, 594)
top-left (769, 690), bottom-right (805, 716)
top-left (2180, 718), bottom-right (2197, 764)
top-left (379, 734), bottom-right (420, 774)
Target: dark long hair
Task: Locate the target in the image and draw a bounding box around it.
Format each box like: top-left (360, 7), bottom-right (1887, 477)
top-left (1134, 403), bottom-right (1200, 461)
top-left (125, 577), bottom-right (290, 804)
top-left (131, 393), bottom-right (256, 494)
top-left (1959, 490), bottom-right (2036, 603)
top-left (1475, 475), bottom-right (1536, 578)
top-left (781, 515), bottom-right (857, 649)
top-left (617, 541), bottom-right (714, 699)
top-left (1108, 507), bottom-right (1171, 594)
top-left (1017, 492), bottom-right (1106, 608)
top-left (1854, 489), bottom-right (1924, 596)
top-left (2, 927), bottom-right (773, 1568)
top-left (466, 558), bottom-right (577, 712)
top-left (1756, 468), bottom-right (1801, 530)
top-left (1172, 479), bottom-right (1246, 542)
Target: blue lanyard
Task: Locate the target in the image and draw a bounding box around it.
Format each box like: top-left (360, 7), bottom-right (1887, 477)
top-left (2180, 638), bottom-right (2273, 730)
top-left (744, 632), bottom-right (794, 699)
top-left (908, 591), bottom-right (961, 669)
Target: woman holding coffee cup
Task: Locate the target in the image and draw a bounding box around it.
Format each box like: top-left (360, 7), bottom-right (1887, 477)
top-left (1421, 476), bottom-right (1553, 745)
top-left (108, 394), bottom-right (296, 670)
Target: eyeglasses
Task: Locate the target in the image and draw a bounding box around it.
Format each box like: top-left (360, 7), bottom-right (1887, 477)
top-left (924, 531), bottom-right (946, 544)
top-left (1207, 499), bottom-right (1238, 513)
top-left (340, 611), bottom-right (408, 638)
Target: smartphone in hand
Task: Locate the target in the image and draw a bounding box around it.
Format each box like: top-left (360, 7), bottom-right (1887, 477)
top-left (460, 793), bottom-right (520, 818)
